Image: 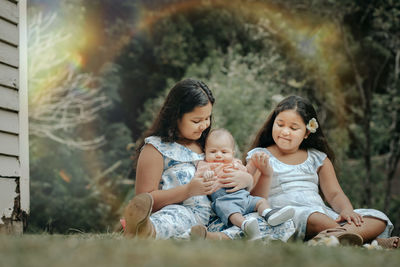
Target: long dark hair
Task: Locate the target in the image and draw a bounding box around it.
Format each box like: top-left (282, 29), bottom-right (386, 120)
top-left (248, 95), bottom-right (335, 162)
top-left (134, 78), bottom-right (215, 165)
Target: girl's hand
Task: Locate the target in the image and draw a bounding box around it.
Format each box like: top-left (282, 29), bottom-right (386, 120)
top-left (251, 152), bottom-right (272, 176)
top-left (218, 168), bottom-right (253, 193)
top-left (335, 209), bottom-right (364, 227)
top-left (187, 173), bottom-right (216, 197)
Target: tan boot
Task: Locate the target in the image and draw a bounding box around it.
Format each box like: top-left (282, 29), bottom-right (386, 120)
top-left (190, 225), bottom-right (230, 240)
top-left (124, 193), bottom-right (155, 239)
top-left (190, 225), bottom-right (207, 240)
top-left (136, 216), bottom-right (156, 238)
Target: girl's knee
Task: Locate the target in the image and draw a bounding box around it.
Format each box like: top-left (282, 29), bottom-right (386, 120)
top-left (305, 212), bottom-right (338, 240)
top-left (307, 212), bottom-right (338, 230)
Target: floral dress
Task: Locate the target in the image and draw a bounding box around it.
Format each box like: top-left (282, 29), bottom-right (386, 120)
top-left (246, 147), bottom-right (394, 240)
top-left (145, 136), bottom-right (212, 239)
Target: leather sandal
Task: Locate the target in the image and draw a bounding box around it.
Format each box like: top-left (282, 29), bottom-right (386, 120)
top-left (124, 193), bottom-right (155, 238)
top-left (312, 227), bottom-right (363, 246)
top-left (375, 236), bottom-right (400, 249)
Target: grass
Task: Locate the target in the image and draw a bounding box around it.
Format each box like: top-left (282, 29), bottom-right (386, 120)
top-left (0, 234), bottom-right (399, 267)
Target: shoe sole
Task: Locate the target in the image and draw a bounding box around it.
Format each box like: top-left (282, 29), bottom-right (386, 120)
top-left (267, 206), bottom-right (295, 226)
top-left (337, 233), bottom-right (363, 246)
top-left (124, 193), bottom-right (153, 237)
top-left (312, 229), bottom-right (364, 247)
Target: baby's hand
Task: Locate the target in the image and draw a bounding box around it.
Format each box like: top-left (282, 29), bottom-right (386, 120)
top-left (232, 162), bottom-right (238, 169)
top-left (203, 170), bottom-right (215, 182)
top-left (251, 152), bottom-right (272, 176)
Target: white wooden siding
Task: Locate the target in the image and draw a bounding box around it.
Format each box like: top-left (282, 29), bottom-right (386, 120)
top-left (18, 0), bottom-right (29, 214)
top-left (0, 41), bottom-right (18, 67)
top-left (0, 0), bottom-right (19, 24)
top-left (0, 155), bottom-right (19, 177)
top-left (0, 63), bottom-right (18, 89)
top-left (0, 109), bottom-right (18, 133)
top-left (0, 132), bottom-right (19, 156)
top-left (0, 0), bottom-right (28, 230)
top-left (0, 18), bottom-right (18, 46)
top-left (0, 178), bottom-right (18, 224)
top-left (0, 86), bottom-right (19, 111)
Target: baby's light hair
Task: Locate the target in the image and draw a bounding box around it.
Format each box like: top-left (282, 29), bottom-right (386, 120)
top-left (206, 128), bottom-right (235, 151)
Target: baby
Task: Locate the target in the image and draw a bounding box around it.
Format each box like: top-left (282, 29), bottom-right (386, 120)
top-left (196, 128), bottom-right (294, 240)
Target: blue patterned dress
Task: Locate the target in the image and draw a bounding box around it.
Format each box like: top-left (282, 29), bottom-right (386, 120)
top-left (246, 147), bottom-right (394, 240)
top-left (145, 136), bottom-right (212, 239)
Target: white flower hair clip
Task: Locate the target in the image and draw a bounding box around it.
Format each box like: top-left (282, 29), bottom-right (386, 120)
top-left (306, 118), bottom-right (319, 133)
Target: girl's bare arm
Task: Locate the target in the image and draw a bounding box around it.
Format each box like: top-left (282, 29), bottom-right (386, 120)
top-left (135, 144), bottom-right (214, 212)
top-left (247, 152), bottom-right (272, 198)
top-left (319, 158), bottom-right (363, 226)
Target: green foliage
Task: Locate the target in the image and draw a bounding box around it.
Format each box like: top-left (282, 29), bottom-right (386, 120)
top-left (184, 46), bottom-right (288, 155)
top-left (138, 21), bottom-right (310, 155)
top-left (28, 138), bottom-right (111, 233)
top-left (371, 94), bottom-right (393, 154)
top-left (28, 62), bottom-right (134, 234)
top-left (116, 3), bottom-right (271, 139)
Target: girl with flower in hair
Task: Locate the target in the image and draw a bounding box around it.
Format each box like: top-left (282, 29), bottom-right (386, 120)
top-left (245, 95), bottom-right (398, 248)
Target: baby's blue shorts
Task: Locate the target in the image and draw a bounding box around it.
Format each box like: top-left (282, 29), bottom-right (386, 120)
top-left (210, 188), bottom-right (263, 226)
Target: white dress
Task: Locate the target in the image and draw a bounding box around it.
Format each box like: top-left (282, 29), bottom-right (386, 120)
top-left (247, 147), bottom-right (394, 240)
top-left (145, 136), bottom-right (212, 239)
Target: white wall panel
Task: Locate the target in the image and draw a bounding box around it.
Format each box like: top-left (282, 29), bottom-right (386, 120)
top-left (0, 18), bottom-right (18, 46)
top-left (0, 0), bottom-right (18, 24)
top-left (0, 41), bottom-right (18, 67)
top-left (0, 155), bottom-right (19, 177)
top-left (0, 63), bottom-right (18, 89)
top-left (0, 109), bottom-right (18, 133)
top-left (0, 132), bottom-right (18, 156)
top-left (0, 178), bottom-right (18, 224)
top-left (0, 86), bottom-right (18, 111)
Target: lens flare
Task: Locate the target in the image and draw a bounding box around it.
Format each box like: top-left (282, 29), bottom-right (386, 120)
top-left (69, 52), bottom-right (84, 70)
top-left (30, 0), bottom-right (349, 110)
top-left (131, 0), bottom-right (348, 111)
top-left (29, 0), bottom-right (351, 211)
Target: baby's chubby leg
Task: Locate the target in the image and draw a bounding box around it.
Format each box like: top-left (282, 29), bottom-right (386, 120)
top-left (229, 213), bottom-right (261, 240)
